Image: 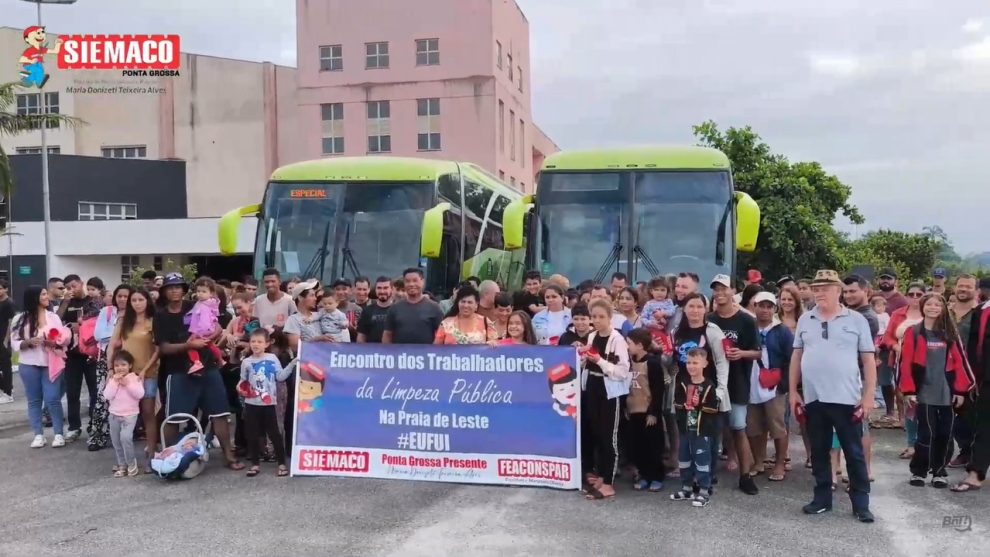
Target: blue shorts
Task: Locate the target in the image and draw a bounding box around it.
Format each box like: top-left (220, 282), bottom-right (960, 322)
top-left (729, 404), bottom-right (748, 431)
top-left (165, 368), bottom-right (230, 423)
top-left (143, 378), bottom-right (158, 400)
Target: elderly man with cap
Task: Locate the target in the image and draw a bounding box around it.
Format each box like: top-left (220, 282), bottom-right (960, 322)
top-left (747, 291), bottom-right (794, 481)
top-left (789, 270), bottom-right (877, 522)
top-left (154, 273), bottom-right (243, 471)
top-left (876, 269), bottom-right (908, 314)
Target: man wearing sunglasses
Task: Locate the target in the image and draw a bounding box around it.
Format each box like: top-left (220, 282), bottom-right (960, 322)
top-left (789, 269), bottom-right (878, 523)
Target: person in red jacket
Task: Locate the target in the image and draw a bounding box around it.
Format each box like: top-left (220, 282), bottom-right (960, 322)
top-left (899, 293), bottom-right (975, 488)
top-left (953, 297), bottom-right (990, 492)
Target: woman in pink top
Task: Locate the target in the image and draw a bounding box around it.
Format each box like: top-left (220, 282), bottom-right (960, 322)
top-left (10, 286), bottom-right (69, 449)
top-left (103, 350), bottom-right (145, 477)
top-left (499, 311), bottom-right (538, 345)
top-left (434, 286), bottom-right (497, 345)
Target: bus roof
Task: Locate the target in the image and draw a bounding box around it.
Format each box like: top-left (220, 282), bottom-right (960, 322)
top-left (270, 156), bottom-right (459, 182)
top-left (542, 146), bottom-right (730, 171)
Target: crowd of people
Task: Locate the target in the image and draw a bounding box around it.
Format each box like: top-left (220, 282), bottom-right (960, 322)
top-left (3, 264), bottom-right (990, 522)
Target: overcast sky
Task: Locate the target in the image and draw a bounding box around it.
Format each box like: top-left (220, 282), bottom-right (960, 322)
top-left (8, 0), bottom-right (989, 254)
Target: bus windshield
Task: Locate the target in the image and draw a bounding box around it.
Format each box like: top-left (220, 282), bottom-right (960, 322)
top-left (535, 171), bottom-right (733, 283)
top-left (254, 182), bottom-right (434, 282)
top-left (633, 171), bottom-right (733, 283)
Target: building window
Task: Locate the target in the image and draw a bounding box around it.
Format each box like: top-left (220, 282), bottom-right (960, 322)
top-left (509, 109), bottom-right (516, 161)
top-left (508, 54), bottom-right (513, 81)
top-left (78, 202), bottom-right (137, 221)
top-left (365, 42), bottom-right (389, 69)
top-left (415, 38), bottom-right (439, 66)
top-left (518, 67), bottom-right (523, 92)
top-left (101, 145), bottom-right (147, 159)
top-left (320, 103), bottom-right (344, 155)
top-left (498, 170), bottom-right (505, 180)
top-left (319, 44), bottom-right (343, 71)
top-left (416, 98), bottom-right (441, 151)
top-left (510, 177), bottom-right (516, 187)
top-left (367, 100), bottom-right (391, 153)
top-left (496, 41), bottom-right (503, 69)
top-left (519, 119), bottom-right (525, 166)
top-left (520, 182), bottom-right (525, 191)
top-left (15, 146), bottom-right (60, 154)
top-left (498, 100), bottom-right (505, 153)
top-left (16, 92), bottom-right (59, 129)
top-left (153, 256), bottom-right (163, 271)
top-left (121, 255), bottom-right (140, 283)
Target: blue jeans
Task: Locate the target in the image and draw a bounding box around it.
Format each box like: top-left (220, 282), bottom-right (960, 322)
top-left (19, 364), bottom-right (64, 435)
top-left (678, 430), bottom-right (713, 490)
top-left (807, 401), bottom-right (870, 511)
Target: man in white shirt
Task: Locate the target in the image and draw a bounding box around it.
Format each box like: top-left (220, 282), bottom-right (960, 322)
top-left (253, 268), bottom-right (296, 330)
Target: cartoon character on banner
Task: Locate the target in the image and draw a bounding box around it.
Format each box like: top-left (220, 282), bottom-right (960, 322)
top-left (547, 363), bottom-right (578, 419)
top-left (297, 361), bottom-right (326, 414)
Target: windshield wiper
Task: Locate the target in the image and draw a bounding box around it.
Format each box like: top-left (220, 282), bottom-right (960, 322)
top-left (593, 242), bottom-right (623, 285)
top-left (633, 245), bottom-right (660, 277)
top-left (715, 197), bottom-right (733, 266)
top-left (303, 221), bottom-right (332, 280)
top-left (341, 222), bottom-right (361, 279)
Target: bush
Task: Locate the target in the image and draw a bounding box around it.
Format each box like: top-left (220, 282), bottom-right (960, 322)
top-left (127, 258), bottom-right (197, 289)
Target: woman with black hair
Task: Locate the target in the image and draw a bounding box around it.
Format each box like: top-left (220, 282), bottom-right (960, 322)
top-left (434, 285), bottom-right (497, 345)
top-left (88, 283), bottom-right (132, 451)
top-left (531, 285), bottom-right (572, 345)
top-left (109, 288), bottom-right (159, 470)
top-left (11, 286), bottom-right (70, 448)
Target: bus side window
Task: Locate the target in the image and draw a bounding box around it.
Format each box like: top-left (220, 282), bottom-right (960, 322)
top-left (463, 178), bottom-right (491, 258)
top-left (438, 173), bottom-right (462, 209)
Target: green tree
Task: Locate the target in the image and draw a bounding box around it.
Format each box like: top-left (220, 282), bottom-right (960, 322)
top-left (0, 82), bottom-right (84, 216)
top-left (127, 259), bottom-right (197, 289)
top-left (693, 121), bottom-right (863, 280)
top-left (845, 230), bottom-right (938, 281)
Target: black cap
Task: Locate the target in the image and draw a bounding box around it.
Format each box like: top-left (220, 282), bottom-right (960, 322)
top-left (878, 269), bottom-right (897, 279)
top-left (776, 275), bottom-right (795, 287)
top-left (331, 278), bottom-right (352, 288)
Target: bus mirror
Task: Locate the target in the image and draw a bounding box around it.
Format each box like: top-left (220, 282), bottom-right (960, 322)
top-left (421, 202), bottom-right (451, 258)
top-left (734, 191), bottom-right (760, 253)
top-left (218, 204), bottom-right (261, 256)
top-left (502, 195), bottom-right (534, 250)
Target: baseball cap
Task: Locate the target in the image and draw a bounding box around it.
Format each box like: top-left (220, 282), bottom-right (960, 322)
top-left (23, 26), bottom-right (43, 38)
top-left (747, 269), bottom-right (763, 283)
top-left (290, 279), bottom-right (319, 300)
top-left (752, 292), bottom-right (777, 306)
top-left (331, 278), bottom-right (352, 289)
top-left (776, 275), bottom-right (795, 287)
top-left (878, 268), bottom-right (897, 279)
top-left (932, 268), bottom-right (946, 279)
top-left (161, 272), bottom-right (187, 290)
top-left (710, 274), bottom-right (732, 289)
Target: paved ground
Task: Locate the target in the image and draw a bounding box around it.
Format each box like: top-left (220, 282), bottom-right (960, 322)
top-left (0, 402), bottom-right (985, 557)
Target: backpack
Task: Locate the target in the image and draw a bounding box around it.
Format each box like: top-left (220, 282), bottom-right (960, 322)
top-left (78, 316), bottom-right (100, 359)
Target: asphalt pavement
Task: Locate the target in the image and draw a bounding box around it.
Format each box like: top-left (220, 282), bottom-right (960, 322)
top-left (0, 409), bottom-right (986, 557)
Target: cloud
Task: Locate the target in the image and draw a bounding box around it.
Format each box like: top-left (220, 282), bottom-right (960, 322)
top-left (807, 54), bottom-right (863, 78)
top-left (954, 36), bottom-right (990, 61)
top-left (962, 18), bottom-right (985, 33)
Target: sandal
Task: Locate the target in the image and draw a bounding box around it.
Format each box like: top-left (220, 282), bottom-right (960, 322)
top-left (768, 473), bottom-right (785, 481)
top-left (113, 469), bottom-right (127, 478)
top-left (277, 465), bottom-right (289, 477)
top-left (950, 482), bottom-right (982, 493)
top-left (227, 460), bottom-right (246, 471)
top-left (899, 448), bottom-right (914, 459)
top-left (246, 466), bottom-right (261, 477)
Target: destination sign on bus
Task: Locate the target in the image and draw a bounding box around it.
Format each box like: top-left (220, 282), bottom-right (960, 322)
top-left (290, 189), bottom-right (327, 199)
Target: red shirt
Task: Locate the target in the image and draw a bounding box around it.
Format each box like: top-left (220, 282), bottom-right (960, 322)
top-left (21, 46), bottom-right (47, 64)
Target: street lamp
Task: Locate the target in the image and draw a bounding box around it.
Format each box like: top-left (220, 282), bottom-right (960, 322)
top-left (20, 0), bottom-right (78, 279)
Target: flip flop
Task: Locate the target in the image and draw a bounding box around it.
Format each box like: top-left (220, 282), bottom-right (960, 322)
top-left (950, 482), bottom-right (982, 493)
top-left (899, 449), bottom-right (914, 459)
top-left (228, 460), bottom-right (246, 471)
top-left (768, 473), bottom-right (785, 481)
top-left (277, 465), bottom-right (289, 477)
top-left (585, 487), bottom-right (615, 501)
top-left (246, 466), bottom-right (261, 477)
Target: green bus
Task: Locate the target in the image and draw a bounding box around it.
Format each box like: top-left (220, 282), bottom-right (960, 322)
top-left (501, 146), bottom-right (760, 286)
top-left (218, 156), bottom-right (524, 294)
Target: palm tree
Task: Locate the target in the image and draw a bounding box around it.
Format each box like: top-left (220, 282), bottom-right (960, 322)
top-left (0, 81), bottom-right (84, 211)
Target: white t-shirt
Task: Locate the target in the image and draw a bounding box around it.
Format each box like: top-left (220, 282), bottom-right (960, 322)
top-left (253, 293), bottom-right (297, 329)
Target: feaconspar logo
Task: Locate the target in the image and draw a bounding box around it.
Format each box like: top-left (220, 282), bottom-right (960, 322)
top-left (17, 27), bottom-right (180, 89)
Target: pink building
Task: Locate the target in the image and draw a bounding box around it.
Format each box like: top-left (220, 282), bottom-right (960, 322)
top-left (295, 0), bottom-right (557, 193)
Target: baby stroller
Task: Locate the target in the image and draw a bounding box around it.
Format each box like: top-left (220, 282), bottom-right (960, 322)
top-left (151, 413), bottom-right (211, 480)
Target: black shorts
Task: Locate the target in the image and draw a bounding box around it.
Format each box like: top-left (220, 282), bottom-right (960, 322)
top-left (165, 367), bottom-right (230, 423)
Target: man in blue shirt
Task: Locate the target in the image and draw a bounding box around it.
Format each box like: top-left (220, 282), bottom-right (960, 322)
top-left (789, 270), bottom-right (878, 523)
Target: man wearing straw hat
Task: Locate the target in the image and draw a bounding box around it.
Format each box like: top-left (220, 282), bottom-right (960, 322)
top-left (789, 270), bottom-right (877, 523)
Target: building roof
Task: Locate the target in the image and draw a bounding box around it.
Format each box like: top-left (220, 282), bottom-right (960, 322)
top-left (542, 145), bottom-right (730, 171)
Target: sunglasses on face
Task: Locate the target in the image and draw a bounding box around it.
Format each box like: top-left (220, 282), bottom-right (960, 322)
top-left (821, 321), bottom-right (829, 340)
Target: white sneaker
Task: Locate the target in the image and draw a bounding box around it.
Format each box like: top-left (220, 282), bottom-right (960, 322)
top-left (0, 393), bottom-right (13, 404)
top-left (51, 434), bottom-right (66, 448)
top-left (30, 435), bottom-right (46, 448)
top-left (64, 430), bottom-right (80, 442)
